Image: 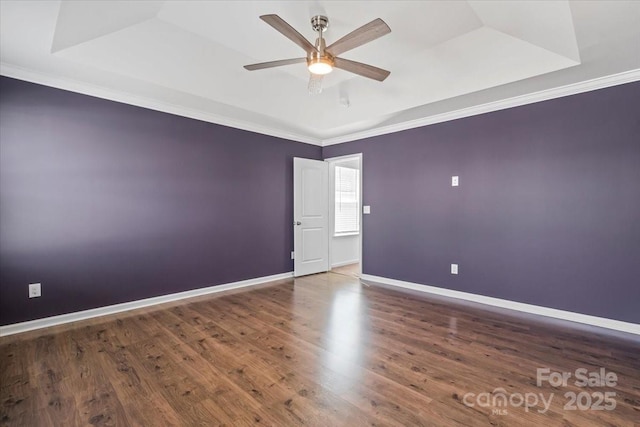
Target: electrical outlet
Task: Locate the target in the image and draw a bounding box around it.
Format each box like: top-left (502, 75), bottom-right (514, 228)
top-left (452, 176), bottom-right (459, 187)
top-left (451, 264), bottom-right (458, 275)
top-left (291, 251), bottom-right (295, 260)
top-left (28, 283), bottom-right (41, 298)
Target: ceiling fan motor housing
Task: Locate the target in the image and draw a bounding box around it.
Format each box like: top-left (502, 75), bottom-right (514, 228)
top-left (308, 38), bottom-right (333, 61)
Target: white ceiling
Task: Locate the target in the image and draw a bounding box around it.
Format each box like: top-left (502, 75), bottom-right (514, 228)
top-left (1, 1), bottom-right (639, 146)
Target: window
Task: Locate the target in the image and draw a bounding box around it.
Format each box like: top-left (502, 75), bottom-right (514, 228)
top-left (334, 165), bottom-right (360, 236)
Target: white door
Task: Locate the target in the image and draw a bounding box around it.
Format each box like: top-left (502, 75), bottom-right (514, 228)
top-left (294, 157), bottom-right (329, 277)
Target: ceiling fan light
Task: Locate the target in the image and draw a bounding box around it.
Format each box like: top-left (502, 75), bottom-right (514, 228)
top-left (308, 58), bottom-right (333, 75)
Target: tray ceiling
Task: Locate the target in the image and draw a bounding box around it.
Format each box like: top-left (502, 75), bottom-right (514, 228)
top-left (1, 1), bottom-right (639, 145)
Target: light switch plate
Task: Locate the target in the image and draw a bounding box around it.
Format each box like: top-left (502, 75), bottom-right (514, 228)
top-left (451, 264), bottom-right (458, 275)
top-left (28, 283), bottom-right (41, 298)
top-left (452, 176), bottom-right (459, 187)
top-left (363, 205), bottom-right (371, 214)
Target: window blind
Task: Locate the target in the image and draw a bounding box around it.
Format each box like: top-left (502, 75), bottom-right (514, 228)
top-left (335, 166), bottom-right (360, 235)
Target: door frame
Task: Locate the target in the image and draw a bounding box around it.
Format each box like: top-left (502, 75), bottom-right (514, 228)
top-left (324, 153), bottom-right (363, 277)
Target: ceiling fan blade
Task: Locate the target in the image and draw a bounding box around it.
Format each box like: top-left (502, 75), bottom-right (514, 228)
top-left (326, 18), bottom-right (391, 57)
top-left (260, 14), bottom-right (316, 54)
top-left (244, 57), bottom-right (307, 71)
top-left (334, 57), bottom-right (390, 82)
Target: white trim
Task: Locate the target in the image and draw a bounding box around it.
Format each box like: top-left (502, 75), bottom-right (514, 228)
top-left (322, 69), bottom-right (640, 146)
top-left (331, 259), bottom-right (360, 268)
top-left (323, 153), bottom-right (365, 162)
top-left (360, 274), bottom-right (640, 336)
top-left (334, 231), bottom-right (360, 237)
top-left (0, 63), bottom-right (322, 146)
top-left (0, 272), bottom-right (293, 337)
top-left (2, 63), bottom-right (638, 147)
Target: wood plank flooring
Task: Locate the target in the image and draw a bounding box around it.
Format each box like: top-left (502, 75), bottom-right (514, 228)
top-left (1, 272), bottom-right (639, 426)
top-left (330, 263), bottom-right (360, 278)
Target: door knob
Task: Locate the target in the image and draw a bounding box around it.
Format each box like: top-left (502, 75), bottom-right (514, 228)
top-left (294, 221), bottom-right (302, 225)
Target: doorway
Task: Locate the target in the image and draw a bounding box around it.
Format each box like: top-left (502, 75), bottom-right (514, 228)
top-left (326, 154), bottom-right (362, 278)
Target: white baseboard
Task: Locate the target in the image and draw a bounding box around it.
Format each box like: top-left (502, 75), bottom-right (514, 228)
top-left (331, 259), bottom-right (360, 268)
top-left (0, 272), bottom-right (293, 337)
top-left (360, 274), bottom-right (640, 336)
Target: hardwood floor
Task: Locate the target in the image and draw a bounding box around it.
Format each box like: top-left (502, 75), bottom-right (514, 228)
top-left (1, 272), bottom-right (639, 426)
top-left (331, 263), bottom-right (360, 278)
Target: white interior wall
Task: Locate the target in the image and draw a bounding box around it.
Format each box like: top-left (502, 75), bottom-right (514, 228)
top-left (331, 234), bottom-right (360, 267)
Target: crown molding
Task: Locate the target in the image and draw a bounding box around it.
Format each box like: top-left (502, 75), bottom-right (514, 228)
top-left (2, 63), bottom-right (638, 147)
top-left (0, 63), bottom-right (322, 146)
top-left (322, 68), bottom-right (640, 146)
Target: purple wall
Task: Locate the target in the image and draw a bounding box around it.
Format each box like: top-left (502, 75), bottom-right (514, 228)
top-left (324, 82), bottom-right (640, 324)
top-left (0, 77), bottom-right (321, 325)
top-left (2, 76), bottom-right (638, 327)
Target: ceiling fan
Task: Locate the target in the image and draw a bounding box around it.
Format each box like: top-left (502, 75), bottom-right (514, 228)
top-left (244, 14), bottom-right (391, 94)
